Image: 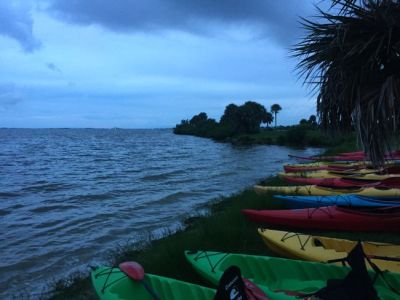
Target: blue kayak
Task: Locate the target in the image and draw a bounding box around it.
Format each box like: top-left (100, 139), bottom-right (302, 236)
top-left (273, 194), bottom-right (400, 208)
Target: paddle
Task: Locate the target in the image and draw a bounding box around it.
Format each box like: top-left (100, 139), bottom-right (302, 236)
top-left (119, 261), bottom-right (161, 300)
top-left (367, 255), bottom-right (400, 262)
top-left (214, 265), bottom-right (268, 300)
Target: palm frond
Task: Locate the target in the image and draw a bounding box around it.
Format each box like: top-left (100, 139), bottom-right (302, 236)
top-left (293, 0), bottom-right (400, 167)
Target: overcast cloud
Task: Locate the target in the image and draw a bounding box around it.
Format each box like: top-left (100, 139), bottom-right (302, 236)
top-left (0, 1), bottom-right (323, 128)
top-left (47, 0), bottom-right (314, 45)
top-left (0, 2), bottom-right (41, 52)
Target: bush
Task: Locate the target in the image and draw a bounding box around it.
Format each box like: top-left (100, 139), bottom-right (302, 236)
top-left (276, 135), bottom-right (286, 145)
top-left (285, 127), bottom-right (307, 146)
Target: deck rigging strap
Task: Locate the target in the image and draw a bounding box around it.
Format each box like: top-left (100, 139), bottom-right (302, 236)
top-left (280, 232), bottom-right (312, 250)
top-left (193, 251), bottom-right (230, 273)
top-left (95, 267), bottom-right (127, 294)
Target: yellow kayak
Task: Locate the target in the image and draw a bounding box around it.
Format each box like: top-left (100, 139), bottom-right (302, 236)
top-left (258, 228), bottom-right (400, 273)
top-left (284, 161), bottom-right (366, 168)
top-left (254, 184), bottom-right (400, 196)
top-left (279, 170), bottom-right (400, 181)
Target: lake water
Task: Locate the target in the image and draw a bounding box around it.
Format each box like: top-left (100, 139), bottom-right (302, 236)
top-left (0, 128), bottom-right (321, 298)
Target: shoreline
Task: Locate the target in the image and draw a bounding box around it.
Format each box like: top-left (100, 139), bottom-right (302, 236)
top-left (48, 175), bottom-right (400, 299)
top-left (175, 127), bottom-right (355, 148)
top-left (48, 184), bottom-right (281, 299)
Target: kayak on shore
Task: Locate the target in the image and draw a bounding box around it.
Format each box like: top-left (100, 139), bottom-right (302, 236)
top-left (273, 194), bottom-right (400, 208)
top-left (257, 228), bottom-right (400, 273)
top-left (279, 176), bottom-right (400, 188)
top-left (185, 248), bottom-right (400, 299)
top-left (91, 265), bottom-right (216, 300)
top-left (283, 161), bottom-right (368, 172)
top-left (279, 170), bottom-right (400, 181)
top-left (288, 151), bottom-right (400, 162)
top-left (283, 161), bottom-right (400, 173)
top-left (242, 206), bottom-right (400, 232)
top-left (254, 184), bottom-right (400, 196)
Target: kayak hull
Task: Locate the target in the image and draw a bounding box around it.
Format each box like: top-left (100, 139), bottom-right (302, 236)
top-left (273, 194), bottom-right (400, 208)
top-left (91, 266), bottom-right (215, 300)
top-left (279, 170), bottom-right (400, 181)
top-left (242, 206), bottom-right (400, 232)
top-left (185, 250), bottom-right (400, 299)
top-left (257, 228), bottom-right (400, 273)
top-left (281, 176), bottom-right (381, 187)
top-left (254, 184), bottom-right (400, 196)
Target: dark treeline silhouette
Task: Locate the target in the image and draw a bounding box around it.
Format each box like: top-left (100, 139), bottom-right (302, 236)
top-left (174, 101), bottom-right (274, 139)
top-left (299, 115), bottom-right (318, 129)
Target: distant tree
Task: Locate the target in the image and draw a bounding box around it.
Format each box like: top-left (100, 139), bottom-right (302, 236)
top-left (308, 115), bottom-right (318, 128)
top-left (175, 101), bottom-right (270, 138)
top-left (299, 118), bottom-right (308, 125)
top-left (220, 101), bottom-right (270, 134)
top-left (174, 112), bottom-right (218, 136)
top-left (190, 112), bottom-right (208, 126)
top-left (220, 104), bottom-right (240, 132)
top-left (271, 104), bottom-right (282, 127)
top-left (299, 115), bottom-right (318, 129)
top-left (265, 112), bottom-right (273, 127)
top-left (237, 101), bottom-right (270, 134)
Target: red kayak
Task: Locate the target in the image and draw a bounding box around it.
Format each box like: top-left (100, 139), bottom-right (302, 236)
top-left (281, 176), bottom-right (400, 188)
top-left (242, 206), bottom-right (400, 232)
top-left (284, 164), bottom-right (400, 173)
top-left (288, 154), bottom-right (366, 161)
top-left (283, 164), bottom-right (366, 172)
top-left (288, 151), bottom-right (400, 162)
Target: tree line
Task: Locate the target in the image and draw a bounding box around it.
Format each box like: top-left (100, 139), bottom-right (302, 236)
top-left (174, 101), bottom-right (282, 139)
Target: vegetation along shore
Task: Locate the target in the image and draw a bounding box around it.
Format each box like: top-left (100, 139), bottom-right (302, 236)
top-left (174, 101), bottom-right (353, 147)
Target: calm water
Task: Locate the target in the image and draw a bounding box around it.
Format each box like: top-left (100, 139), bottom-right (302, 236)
top-left (0, 128), bottom-right (321, 298)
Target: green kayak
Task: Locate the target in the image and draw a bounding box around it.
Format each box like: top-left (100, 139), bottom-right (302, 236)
top-left (185, 250), bottom-right (400, 300)
top-left (91, 266), bottom-right (216, 300)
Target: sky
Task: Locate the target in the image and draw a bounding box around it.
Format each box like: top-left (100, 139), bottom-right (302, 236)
top-left (0, 0), bottom-right (325, 128)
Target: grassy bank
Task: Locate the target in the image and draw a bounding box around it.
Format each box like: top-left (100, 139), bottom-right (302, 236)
top-left (48, 174), bottom-right (400, 299)
top-left (226, 127), bottom-right (356, 148)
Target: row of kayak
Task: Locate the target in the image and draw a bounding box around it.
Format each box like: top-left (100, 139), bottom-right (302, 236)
top-left (92, 245), bottom-right (400, 299)
top-left (284, 160), bottom-right (400, 172)
top-left (254, 184), bottom-right (400, 197)
top-left (279, 170), bottom-right (400, 181)
top-left (288, 150), bottom-right (400, 162)
top-left (247, 152), bottom-right (400, 231)
top-left (91, 151), bottom-right (400, 299)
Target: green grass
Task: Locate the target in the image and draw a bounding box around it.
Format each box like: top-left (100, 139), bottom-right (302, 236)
top-left (230, 128), bottom-right (356, 148)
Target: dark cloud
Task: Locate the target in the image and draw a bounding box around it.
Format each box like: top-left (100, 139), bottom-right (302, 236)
top-left (0, 84), bottom-right (23, 110)
top-left (48, 0), bottom-right (316, 45)
top-left (0, 2), bottom-right (41, 52)
top-left (46, 62), bottom-right (62, 74)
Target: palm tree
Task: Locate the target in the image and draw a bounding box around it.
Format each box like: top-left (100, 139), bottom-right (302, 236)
top-left (265, 111), bottom-right (274, 127)
top-left (293, 0), bottom-right (400, 167)
top-left (270, 104), bottom-right (282, 127)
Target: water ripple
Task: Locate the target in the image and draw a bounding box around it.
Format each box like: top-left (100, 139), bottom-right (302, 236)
top-left (0, 128), bottom-right (322, 298)
top-left (0, 192), bottom-right (21, 198)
